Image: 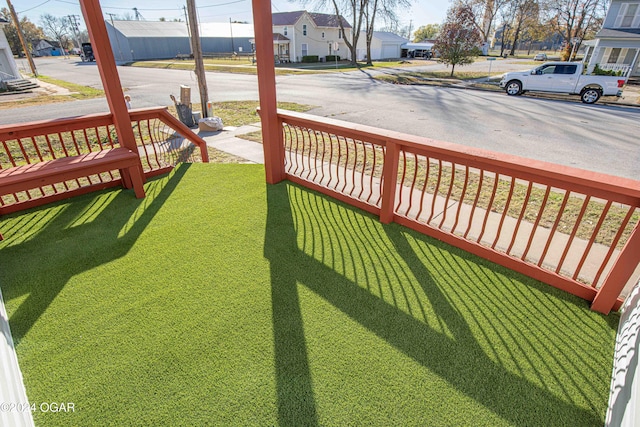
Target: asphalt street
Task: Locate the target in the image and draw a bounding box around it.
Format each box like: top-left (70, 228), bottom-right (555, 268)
top-left (3, 57), bottom-right (639, 180)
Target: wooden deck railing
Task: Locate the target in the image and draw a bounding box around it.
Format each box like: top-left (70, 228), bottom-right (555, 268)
top-left (0, 107), bottom-right (208, 214)
top-left (276, 109), bottom-right (640, 314)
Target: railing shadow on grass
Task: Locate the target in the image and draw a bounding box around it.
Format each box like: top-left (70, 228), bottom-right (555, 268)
top-left (265, 180), bottom-right (618, 426)
top-left (0, 164), bottom-right (190, 344)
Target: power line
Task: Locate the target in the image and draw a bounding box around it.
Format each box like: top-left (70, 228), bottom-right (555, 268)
top-left (17, 0), bottom-right (53, 14)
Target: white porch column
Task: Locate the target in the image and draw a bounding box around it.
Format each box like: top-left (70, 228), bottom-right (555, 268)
top-left (587, 42), bottom-right (603, 74)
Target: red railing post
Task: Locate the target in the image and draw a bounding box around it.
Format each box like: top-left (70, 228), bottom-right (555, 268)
top-left (79, 0), bottom-right (136, 154)
top-left (380, 141), bottom-right (399, 224)
top-left (591, 223), bottom-right (640, 314)
top-left (251, 0), bottom-right (285, 184)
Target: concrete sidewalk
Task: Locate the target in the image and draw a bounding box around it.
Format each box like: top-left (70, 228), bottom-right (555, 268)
top-left (197, 122), bottom-right (265, 164)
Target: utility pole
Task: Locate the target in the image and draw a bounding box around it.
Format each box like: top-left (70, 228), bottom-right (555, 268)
top-left (6, 0), bottom-right (38, 77)
top-left (229, 17), bottom-right (235, 52)
top-left (66, 14), bottom-right (82, 50)
top-left (407, 19), bottom-right (412, 41)
top-left (186, 0), bottom-right (209, 117)
top-left (183, 6), bottom-right (192, 55)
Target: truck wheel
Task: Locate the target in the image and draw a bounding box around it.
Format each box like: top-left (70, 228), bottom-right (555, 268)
top-left (580, 88), bottom-right (601, 104)
top-left (505, 80), bottom-right (522, 96)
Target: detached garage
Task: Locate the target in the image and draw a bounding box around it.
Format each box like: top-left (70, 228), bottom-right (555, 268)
top-left (356, 31), bottom-right (408, 61)
top-left (105, 20), bottom-right (254, 62)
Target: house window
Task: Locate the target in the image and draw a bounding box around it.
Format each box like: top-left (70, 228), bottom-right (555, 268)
top-left (607, 48), bottom-right (622, 63)
top-left (615, 3), bottom-right (640, 28)
top-left (322, 32), bottom-right (325, 39)
top-left (338, 29), bottom-right (343, 39)
top-left (303, 24), bottom-right (307, 36)
top-left (302, 43), bottom-right (308, 57)
top-left (284, 27), bottom-right (288, 36)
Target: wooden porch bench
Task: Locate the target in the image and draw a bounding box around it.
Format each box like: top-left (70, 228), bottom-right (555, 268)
top-left (0, 148), bottom-right (146, 240)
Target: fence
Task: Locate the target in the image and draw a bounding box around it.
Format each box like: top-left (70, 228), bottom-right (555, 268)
top-left (277, 110), bottom-right (640, 314)
top-left (598, 63), bottom-right (632, 76)
top-left (0, 107), bottom-right (208, 214)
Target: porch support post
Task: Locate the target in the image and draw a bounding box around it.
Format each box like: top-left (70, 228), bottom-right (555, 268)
top-left (79, 0), bottom-right (138, 154)
top-left (592, 223), bottom-right (640, 314)
top-left (380, 141), bottom-right (399, 224)
top-left (251, 0), bottom-right (285, 184)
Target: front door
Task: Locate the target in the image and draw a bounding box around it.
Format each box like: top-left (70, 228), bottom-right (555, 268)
top-left (528, 64), bottom-right (557, 91)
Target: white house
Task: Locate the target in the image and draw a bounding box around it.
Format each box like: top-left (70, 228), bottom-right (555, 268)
top-left (0, 17), bottom-right (22, 84)
top-left (356, 31), bottom-right (408, 61)
top-left (272, 11), bottom-right (352, 62)
top-left (584, 0), bottom-right (640, 77)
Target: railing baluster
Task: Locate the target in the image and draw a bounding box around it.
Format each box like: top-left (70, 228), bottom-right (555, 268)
top-left (397, 151), bottom-right (407, 213)
top-left (477, 173), bottom-right (499, 244)
top-left (573, 201), bottom-right (612, 281)
top-left (405, 153), bottom-right (419, 217)
top-left (416, 155), bottom-right (430, 222)
top-left (438, 162), bottom-right (456, 229)
top-left (507, 181), bottom-right (533, 255)
top-left (451, 165), bottom-right (469, 234)
top-left (538, 191), bottom-right (571, 268)
top-left (427, 159), bottom-right (443, 224)
top-left (556, 196), bottom-right (592, 274)
top-left (492, 176), bottom-right (516, 249)
top-left (521, 186), bottom-right (551, 261)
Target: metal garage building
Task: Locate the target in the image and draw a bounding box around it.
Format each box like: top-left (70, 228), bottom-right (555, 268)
top-left (105, 20), bottom-right (254, 62)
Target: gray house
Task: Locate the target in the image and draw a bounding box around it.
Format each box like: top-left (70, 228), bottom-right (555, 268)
top-left (584, 0), bottom-right (640, 77)
top-left (105, 20), bottom-right (254, 62)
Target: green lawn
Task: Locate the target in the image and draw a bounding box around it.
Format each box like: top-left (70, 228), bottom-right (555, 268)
top-left (0, 163), bottom-right (619, 426)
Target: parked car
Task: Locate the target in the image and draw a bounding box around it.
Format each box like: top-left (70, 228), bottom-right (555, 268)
top-left (534, 53), bottom-right (547, 61)
top-left (81, 43), bottom-right (95, 62)
top-left (499, 62), bottom-right (627, 104)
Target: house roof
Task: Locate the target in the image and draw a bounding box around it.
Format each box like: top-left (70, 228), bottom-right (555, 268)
top-left (273, 33), bottom-right (290, 41)
top-left (361, 31), bottom-right (408, 43)
top-left (596, 28), bottom-right (640, 39)
top-left (272, 11), bottom-right (351, 28)
top-left (401, 42), bottom-right (434, 50)
top-left (107, 20), bottom-right (254, 38)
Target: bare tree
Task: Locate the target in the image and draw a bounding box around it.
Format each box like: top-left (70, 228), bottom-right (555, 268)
top-left (460, 0), bottom-right (512, 46)
top-left (434, 4), bottom-right (483, 76)
top-left (40, 14), bottom-right (71, 54)
top-left (363, 0), bottom-right (408, 64)
top-left (508, 0), bottom-right (539, 56)
top-left (308, 0), bottom-right (408, 65)
top-left (544, 0), bottom-right (607, 60)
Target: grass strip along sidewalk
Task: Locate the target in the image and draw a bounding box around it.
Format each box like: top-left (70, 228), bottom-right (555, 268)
top-left (0, 163), bottom-right (618, 426)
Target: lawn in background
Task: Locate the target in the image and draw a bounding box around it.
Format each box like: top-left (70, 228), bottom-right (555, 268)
top-left (0, 163), bottom-right (619, 426)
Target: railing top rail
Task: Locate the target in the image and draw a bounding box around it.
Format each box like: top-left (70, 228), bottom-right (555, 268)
top-left (277, 109), bottom-right (640, 204)
top-left (129, 106), bottom-right (209, 163)
top-left (0, 112), bottom-right (115, 140)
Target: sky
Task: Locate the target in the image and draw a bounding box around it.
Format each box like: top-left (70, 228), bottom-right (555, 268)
top-left (13, 0), bottom-right (451, 36)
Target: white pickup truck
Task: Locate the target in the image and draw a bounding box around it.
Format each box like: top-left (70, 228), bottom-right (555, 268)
top-left (499, 62), bottom-right (627, 104)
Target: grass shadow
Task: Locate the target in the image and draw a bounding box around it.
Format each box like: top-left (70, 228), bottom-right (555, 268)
top-left (265, 180), bottom-right (618, 425)
top-left (0, 164), bottom-right (190, 343)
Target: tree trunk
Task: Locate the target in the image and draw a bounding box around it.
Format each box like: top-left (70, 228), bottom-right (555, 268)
top-left (450, 64), bottom-right (455, 77)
